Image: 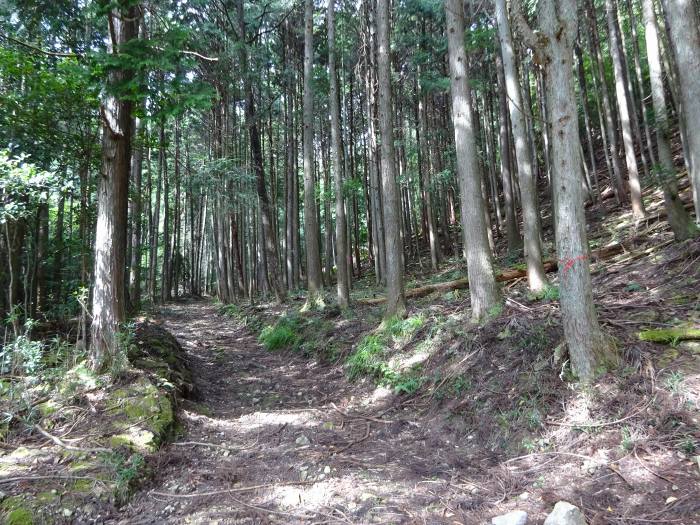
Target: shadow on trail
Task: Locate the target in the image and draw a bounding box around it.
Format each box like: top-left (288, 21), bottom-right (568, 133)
top-left (114, 300), bottom-right (483, 524)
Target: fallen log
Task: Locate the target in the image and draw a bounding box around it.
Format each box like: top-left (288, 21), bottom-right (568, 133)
top-left (357, 242), bottom-right (626, 305)
top-left (638, 327), bottom-right (700, 343)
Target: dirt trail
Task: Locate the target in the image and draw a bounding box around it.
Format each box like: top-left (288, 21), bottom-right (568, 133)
top-left (114, 301), bottom-right (484, 524)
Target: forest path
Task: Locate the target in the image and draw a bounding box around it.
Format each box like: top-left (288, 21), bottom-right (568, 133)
top-left (114, 300), bottom-right (477, 524)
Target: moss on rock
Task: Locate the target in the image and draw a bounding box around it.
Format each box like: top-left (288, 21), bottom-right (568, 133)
top-left (130, 322), bottom-right (195, 398)
top-left (107, 376), bottom-right (174, 453)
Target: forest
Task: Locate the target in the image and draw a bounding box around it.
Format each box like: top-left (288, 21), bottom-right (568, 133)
top-left (0, 0), bottom-right (699, 523)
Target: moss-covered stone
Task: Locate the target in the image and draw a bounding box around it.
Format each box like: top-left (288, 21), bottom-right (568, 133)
top-left (107, 377), bottom-right (174, 453)
top-left (57, 363), bottom-right (99, 398)
top-left (130, 322), bottom-right (195, 398)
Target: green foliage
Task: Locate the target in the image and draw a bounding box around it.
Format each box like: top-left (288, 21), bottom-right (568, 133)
top-left (678, 435), bottom-right (696, 455)
top-left (347, 334), bottom-right (387, 380)
top-left (0, 335), bottom-right (43, 375)
top-left (219, 303), bottom-right (243, 319)
top-left (485, 304), bottom-right (504, 322)
top-left (392, 371), bottom-right (424, 395)
top-left (346, 315), bottom-right (425, 393)
top-left (620, 426), bottom-right (635, 451)
top-left (0, 150), bottom-right (58, 223)
top-left (100, 451), bottom-right (145, 502)
top-left (111, 322), bottom-right (137, 378)
top-left (527, 285), bottom-right (560, 302)
top-left (496, 395), bottom-right (544, 433)
top-left (625, 281), bottom-right (643, 292)
top-left (663, 371), bottom-right (684, 394)
top-left (258, 316), bottom-right (301, 351)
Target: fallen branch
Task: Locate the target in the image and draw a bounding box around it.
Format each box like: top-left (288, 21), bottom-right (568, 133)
top-left (331, 421), bottom-right (371, 455)
top-left (171, 441), bottom-right (237, 451)
top-left (545, 401), bottom-right (651, 428)
top-left (150, 480), bottom-right (315, 498)
top-left (638, 327), bottom-right (700, 343)
top-left (34, 425), bottom-right (111, 454)
top-left (358, 242), bottom-right (625, 305)
top-left (330, 402), bottom-right (395, 424)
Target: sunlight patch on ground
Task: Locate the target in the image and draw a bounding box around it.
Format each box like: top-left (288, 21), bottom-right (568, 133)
top-left (236, 410), bottom-right (324, 430)
top-left (269, 480), bottom-right (335, 508)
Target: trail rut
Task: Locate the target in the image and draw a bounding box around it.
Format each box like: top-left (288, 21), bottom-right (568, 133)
top-left (114, 301), bottom-right (484, 524)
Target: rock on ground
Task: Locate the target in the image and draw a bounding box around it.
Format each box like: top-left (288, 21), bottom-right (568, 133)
top-left (491, 510), bottom-right (528, 525)
top-left (543, 501), bottom-right (586, 525)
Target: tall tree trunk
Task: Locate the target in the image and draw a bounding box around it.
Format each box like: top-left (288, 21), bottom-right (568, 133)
top-left (35, 202), bottom-right (49, 314)
top-left (328, 0), bottom-right (350, 308)
top-left (575, 42), bottom-right (601, 200)
top-left (662, 0), bottom-right (700, 223)
top-left (236, 0), bottom-right (286, 302)
top-left (446, 0), bottom-right (500, 322)
top-left (161, 119), bottom-right (172, 301)
top-left (302, 0), bottom-right (324, 307)
top-left (495, 0), bottom-right (547, 292)
top-left (376, 0), bottom-right (406, 318)
top-left (513, 0), bottom-right (616, 382)
top-left (642, 0), bottom-right (696, 239)
top-left (90, 1), bottom-right (139, 371)
top-left (52, 194), bottom-right (65, 302)
top-left (605, 0), bottom-right (645, 218)
top-left (496, 54), bottom-right (521, 254)
top-left (148, 138), bottom-right (161, 303)
top-left (585, 0), bottom-right (627, 203)
top-left (128, 115), bottom-right (143, 310)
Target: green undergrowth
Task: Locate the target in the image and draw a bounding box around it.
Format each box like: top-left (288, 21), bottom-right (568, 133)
top-left (250, 309), bottom-right (342, 361)
top-left (0, 320), bottom-right (190, 524)
top-left (346, 315), bottom-right (426, 392)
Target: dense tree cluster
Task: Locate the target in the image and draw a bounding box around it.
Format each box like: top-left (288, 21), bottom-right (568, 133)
top-left (1, 0), bottom-right (698, 381)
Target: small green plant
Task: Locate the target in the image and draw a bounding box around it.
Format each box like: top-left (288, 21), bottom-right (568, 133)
top-left (1, 335), bottom-right (44, 375)
top-left (452, 376), bottom-right (471, 396)
top-left (521, 437), bottom-right (538, 453)
top-left (528, 284), bottom-right (560, 302)
top-left (347, 334), bottom-right (386, 380)
top-left (101, 451), bottom-right (145, 501)
top-left (677, 435), bottom-right (696, 455)
top-left (392, 373), bottom-right (422, 395)
top-left (219, 303), bottom-right (242, 318)
top-left (111, 322), bottom-right (136, 378)
top-left (620, 426), bottom-right (635, 451)
top-left (258, 316), bottom-right (300, 351)
top-left (663, 371), bottom-right (684, 394)
top-left (625, 282), bottom-right (643, 292)
top-left (518, 324), bottom-right (550, 353)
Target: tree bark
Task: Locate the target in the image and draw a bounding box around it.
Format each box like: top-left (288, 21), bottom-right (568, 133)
top-left (446, 0), bottom-right (500, 322)
top-left (328, 0), bottom-right (350, 308)
top-left (376, 0), bottom-right (406, 318)
top-left (642, 0), bottom-right (696, 239)
top-left (605, 0), bottom-right (645, 218)
top-left (90, 1), bottom-right (139, 371)
top-left (585, 0), bottom-right (627, 204)
top-left (236, 0), bottom-right (286, 303)
top-left (662, 0), bottom-right (700, 223)
top-left (513, 0), bottom-right (617, 382)
top-left (496, 53), bottom-right (521, 254)
top-left (302, 0), bottom-right (324, 307)
top-left (128, 115), bottom-right (143, 310)
top-left (496, 0), bottom-right (547, 292)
